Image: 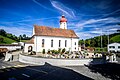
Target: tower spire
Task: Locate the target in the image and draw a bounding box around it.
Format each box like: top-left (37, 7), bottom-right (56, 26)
top-left (60, 15), bottom-right (67, 29)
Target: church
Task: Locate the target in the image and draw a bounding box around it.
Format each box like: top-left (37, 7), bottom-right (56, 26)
top-left (24, 15), bottom-right (79, 53)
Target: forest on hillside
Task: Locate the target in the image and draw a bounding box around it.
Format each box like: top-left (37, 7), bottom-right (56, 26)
top-left (0, 29), bottom-right (31, 43)
top-left (79, 33), bottom-right (120, 48)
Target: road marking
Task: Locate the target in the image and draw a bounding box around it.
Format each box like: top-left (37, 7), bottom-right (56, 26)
top-left (22, 73), bottom-right (30, 77)
top-left (27, 67), bottom-right (48, 74)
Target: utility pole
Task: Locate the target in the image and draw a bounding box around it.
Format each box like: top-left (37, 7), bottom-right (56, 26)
top-left (101, 29), bottom-right (102, 48)
top-left (107, 30), bottom-right (109, 45)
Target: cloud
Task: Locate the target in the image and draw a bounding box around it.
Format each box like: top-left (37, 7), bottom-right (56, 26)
top-left (32, 0), bottom-right (55, 12)
top-left (76, 18), bottom-right (110, 27)
top-left (50, 0), bottom-right (75, 18)
top-left (0, 26), bottom-right (32, 36)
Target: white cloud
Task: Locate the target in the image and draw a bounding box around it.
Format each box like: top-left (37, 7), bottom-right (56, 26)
top-left (76, 18), bottom-right (110, 27)
top-left (0, 26), bottom-right (32, 37)
top-left (50, 0), bottom-right (75, 18)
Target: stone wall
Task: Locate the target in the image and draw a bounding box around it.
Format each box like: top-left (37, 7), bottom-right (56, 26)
top-left (19, 54), bottom-right (92, 66)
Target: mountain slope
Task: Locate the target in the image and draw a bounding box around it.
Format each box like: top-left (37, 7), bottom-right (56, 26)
top-left (0, 35), bottom-right (16, 44)
top-left (110, 35), bottom-right (120, 43)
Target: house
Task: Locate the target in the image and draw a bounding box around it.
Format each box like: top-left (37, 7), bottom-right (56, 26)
top-left (0, 44), bottom-right (21, 51)
top-left (108, 43), bottom-right (120, 52)
top-left (24, 15), bottom-right (79, 53)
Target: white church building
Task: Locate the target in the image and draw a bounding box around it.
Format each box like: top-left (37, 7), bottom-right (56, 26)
top-left (24, 15), bottom-right (79, 53)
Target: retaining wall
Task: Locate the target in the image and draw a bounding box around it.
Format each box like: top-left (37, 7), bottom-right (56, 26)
top-left (19, 54), bottom-right (93, 66)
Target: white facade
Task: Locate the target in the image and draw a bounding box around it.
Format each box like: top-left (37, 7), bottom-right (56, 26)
top-left (0, 45), bottom-right (21, 51)
top-left (24, 43), bottom-right (34, 53)
top-left (108, 43), bottom-right (120, 52)
top-left (33, 36), bottom-right (78, 52)
top-left (24, 36), bottom-right (78, 53)
top-left (60, 22), bottom-right (67, 29)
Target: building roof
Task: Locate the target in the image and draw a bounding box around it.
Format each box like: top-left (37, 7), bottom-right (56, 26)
top-left (0, 48), bottom-right (8, 53)
top-left (34, 25), bottom-right (79, 38)
top-left (60, 15), bottom-right (67, 22)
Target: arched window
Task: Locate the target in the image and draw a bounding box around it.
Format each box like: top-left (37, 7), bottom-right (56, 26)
top-left (42, 39), bottom-right (45, 47)
top-left (65, 40), bottom-right (67, 47)
top-left (59, 40), bottom-right (61, 47)
top-left (28, 46), bottom-right (32, 52)
top-left (51, 39), bottom-right (53, 47)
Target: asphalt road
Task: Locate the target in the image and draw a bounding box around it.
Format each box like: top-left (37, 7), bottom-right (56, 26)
top-left (0, 57), bottom-right (120, 80)
top-left (0, 62), bottom-right (92, 80)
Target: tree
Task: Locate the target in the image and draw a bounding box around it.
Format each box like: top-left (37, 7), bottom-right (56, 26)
top-left (0, 38), bottom-right (4, 42)
top-left (0, 29), bottom-right (6, 36)
top-left (117, 29), bottom-right (120, 33)
top-left (23, 34), bottom-right (26, 39)
top-left (42, 49), bottom-right (45, 54)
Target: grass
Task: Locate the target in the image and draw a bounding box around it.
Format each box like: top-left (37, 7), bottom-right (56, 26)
top-left (0, 35), bottom-right (16, 44)
top-left (110, 35), bottom-right (120, 43)
top-left (20, 40), bottom-right (28, 42)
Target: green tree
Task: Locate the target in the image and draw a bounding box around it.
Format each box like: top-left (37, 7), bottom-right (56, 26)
top-left (0, 29), bottom-right (6, 36)
top-left (42, 49), bottom-right (45, 54)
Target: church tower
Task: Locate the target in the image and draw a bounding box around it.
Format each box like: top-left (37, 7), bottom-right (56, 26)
top-left (60, 15), bottom-right (67, 29)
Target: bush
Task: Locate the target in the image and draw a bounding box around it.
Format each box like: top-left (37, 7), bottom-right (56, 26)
top-left (47, 49), bottom-right (50, 54)
top-left (54, 50), bottom-right (59, 54)
top-left (62, 48), bottom-right (66, 53)
top-left (42, 49), bottom-right (45, 54)
top-left (51, 50), bottom-right (55, 54)
top-left (58, 48), bottom-right (61, 53)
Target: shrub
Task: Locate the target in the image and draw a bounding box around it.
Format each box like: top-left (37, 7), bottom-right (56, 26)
top-left (54, 50), bottom-right (59, 54)
top-left (58, 48), bottom-right (61, 53)
top-left (47, 49), bottom-right (50, 54)
top-left (62, 48), bottom-right (66, 53)
top-left (51, 50), bottom-right (55, 54)
top-left (42, 49), bottom-right (45, 54)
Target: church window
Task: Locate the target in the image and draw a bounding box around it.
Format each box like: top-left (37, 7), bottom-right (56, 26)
top-left (75, 42), bottom-right (76, 45)
top-left (42, 39), bottom-right (44, 47)
top-left (65, 40), bottom-right (67, 47)
top-left (59, 40), bottom-right (61, 47)
top-left (51, 39), bottom-right (53, 47)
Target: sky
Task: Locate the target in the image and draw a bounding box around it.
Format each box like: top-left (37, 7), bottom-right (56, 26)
top-left (0, 0), bottom-right (120, 39)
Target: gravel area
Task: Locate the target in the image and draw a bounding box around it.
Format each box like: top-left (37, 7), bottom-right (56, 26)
top-left (64, 66), bottom-right (111, 80)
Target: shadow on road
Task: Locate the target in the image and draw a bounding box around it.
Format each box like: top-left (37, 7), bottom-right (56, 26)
top-left (0, 62), bottom-right (93, 80)
top-left (85, 63), bottom-right (120, 80)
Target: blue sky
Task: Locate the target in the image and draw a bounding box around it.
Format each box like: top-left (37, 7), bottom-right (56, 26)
top-left (0, 0), bottom-right (120, 39)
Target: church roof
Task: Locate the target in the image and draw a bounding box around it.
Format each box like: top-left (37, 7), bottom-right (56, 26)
top-left (34, 25), bottom-right (79, 38)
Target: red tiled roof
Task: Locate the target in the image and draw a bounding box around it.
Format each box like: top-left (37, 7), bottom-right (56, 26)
top-left (34, 25), bottom-right (79, 38)
top-left (0, 48), bottom-right (8, 53)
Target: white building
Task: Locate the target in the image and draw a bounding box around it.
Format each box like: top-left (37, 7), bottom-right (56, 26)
top-left (0, 44), bottom-right (21, 51)
top-left (24, 15), bottom-right (79, 53)
top-left (108, 43), bottom-right (120, 52)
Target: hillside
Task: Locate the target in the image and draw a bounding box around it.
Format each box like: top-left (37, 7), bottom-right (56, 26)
top-left (79, 33), bottom-right (120, 47)
top-left (0, 35), bottom-right (16, 44)
top-left (110, 35), bottom-right (120, 43)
